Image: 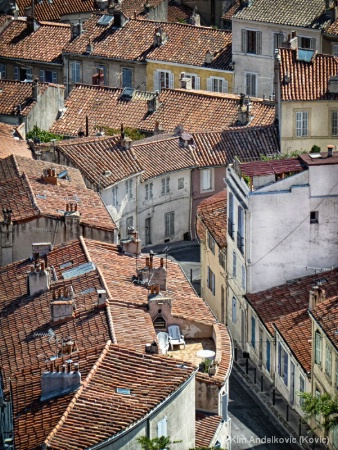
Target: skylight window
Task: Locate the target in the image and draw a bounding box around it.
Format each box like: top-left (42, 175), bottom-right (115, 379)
top-left (97, 15), bottom-right (114, 26)
top-left (116, 387), bottom-right (131, 395)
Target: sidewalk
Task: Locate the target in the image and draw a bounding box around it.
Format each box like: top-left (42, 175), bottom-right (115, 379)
top-left (234, 347), bottom-right (327, 450)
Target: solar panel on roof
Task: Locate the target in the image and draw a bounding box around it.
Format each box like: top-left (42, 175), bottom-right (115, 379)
top-left (97, 14), bottom-right (114, 26)
top-left (62, 262), bottom-right (96, 279)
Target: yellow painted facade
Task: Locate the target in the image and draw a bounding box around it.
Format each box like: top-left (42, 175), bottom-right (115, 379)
top-left (146, 60), bottom-right (234, 93)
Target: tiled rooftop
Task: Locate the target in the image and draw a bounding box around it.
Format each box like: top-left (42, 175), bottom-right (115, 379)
top-left (0, 80), bottom-right (49, 116)
top-left (63, 15), bottom-right (232, 69)
top-left (197, 190), bottom-right (227, 249)
top-left (223, 0), bottom-right (241, 21)
top-left (51, 85), bottom-right (276, 136)
top-left (196, 412), bottom-right (223, 448)
top-left (246, 268), bottom-right (338, 373)
top-left (0, 155), bottom-right (117, 231)
top-left (325, 18), bottom-right (338, 35)
top-left (234, 0), bottom-right (329, 29)
top-left (16, 0), bottom-right (99, 21)
top-left (0, 123), bottom-right (31, 159)
top-left (0, 237), bottom-right (232, 447)
top-left (311, 295), bottom-right (338, 351)
top-left (0, 18), bottom-right (70, 63)
top-left (279, 47), bottom-right (338, 101)
top-left (168, 0), bottom-right (193, 22)
top-left (239, 158), bottom-right (303, 177)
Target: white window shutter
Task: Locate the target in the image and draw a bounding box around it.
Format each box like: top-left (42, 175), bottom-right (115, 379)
top-left (296, 112), bottom-right (302, 137)
top-left (195, 76), bottom-right (200, 90)
top-left (222, 80), bottom-right (228, 93)
top-left (14, 66), bottom-right (19, 80)
top-left (52, 71), bottom-right (57, 83)
top-left (241, 29), bottom-right (247, 52)
top-left (303, 111), bottom-right (308, 136)
top-left (207, 77), bottom-right (212, 91)
top-left (256, 31), bottom-right (262, 55)
top-left (157, 417), bottom-right (167, 438)
top-left (310, 38), bottom-right (316, 50)
top-left (26, 67), bottom-right (32, 80)
top-left (154, 70), bottom-right (159, 91)
top-left (169, 72), bottom-right (174, 88)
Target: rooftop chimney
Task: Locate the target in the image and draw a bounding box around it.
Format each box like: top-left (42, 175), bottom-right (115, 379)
top-left (147, 91), bottom-right (160, 114)
top-left (41, 167), bottom-right (58, 185)
top-left (309, 286), bottom-right (326, 311)
top-left (28, 259), bottom-right (51, 296)
top-left (289, 31), bottom-right (298, 50)
top-left (205, 50), bottom-right (213, 66)
top-left (97, 289), bottom-right (107, 307)
top-left (179, 72), bottom-right (192, 90)
top-left (153, 27), bottom-right (168, 47)
top-left (189, 6), bottom-right (201, 26)
top-left (26, 15), bottom-right (40, 33)
top-left (50, 287), bottom-right (76, 324)
top-left (64, 203), bottom-right (81, 240)
top-left (180, 131), bottom-right (193, 148)
top-left (41, 361), bottom-right (81, 401)
top-left (154, 120), bottom-right (164, 135)
top-left (137, 256), bottom-right (167, 290)
top-left (328, 144), bottom-right (334, 157)
top-left (120, 228), bottom-right (141, 255)
top-left (86, 39), bottom-right (94, 55)
top-left (2, 208), bottom-right (13, 225)
top-left (32, 78), bottom-right (38, 101)
top-left (32, 242), bottom-right (53, 257)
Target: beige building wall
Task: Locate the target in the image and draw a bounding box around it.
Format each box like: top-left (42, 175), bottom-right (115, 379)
top-left (280, 100), bottom-right (338, 154)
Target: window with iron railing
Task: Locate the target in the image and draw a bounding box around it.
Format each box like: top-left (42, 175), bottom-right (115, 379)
top-left (228, 219), bottom-right (235, 239)
top-left (237, 231), bottom-right (244, 254)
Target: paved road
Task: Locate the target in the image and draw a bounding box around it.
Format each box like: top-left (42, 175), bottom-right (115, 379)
top-left (229, 370), bottom-right (301, 450)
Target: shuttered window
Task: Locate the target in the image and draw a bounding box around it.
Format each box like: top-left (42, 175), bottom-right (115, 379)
top-left (70, 61), bottom-right (81, 83)
top-left (185, 73), bottom-right (200, 89)
top-left (232, 297), bottom-right (237, 323)
top-left (332, 111), bottom-right (338, 136)
top-left (157, 417), bottom-right (167, 438)
top-left (165, 211), bottom-right (174, 237)
top-left (241, 29), bottom-right (262, 54)
top-left (154, 70), bottom-right (174, 91)
top-left (122, 67), bottom-right (132, 88)
top-left (0, 64), bottom-right (6, 79)
top-left (246, 73), bottom-right (257, 97)
top-left (296, 111), bottom-right (308, 137)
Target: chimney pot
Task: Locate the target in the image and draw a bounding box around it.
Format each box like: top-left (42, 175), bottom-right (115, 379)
top-left (146, 257), bottom-right (150, 267)
top-left (160, 257), bottom-right (164, 267)
top-left (155, 284), bottom-right (160, 295)
top-left (328, 145), bottom-right (334, 157)
top-left (66, 203), bottom-right (69, 212)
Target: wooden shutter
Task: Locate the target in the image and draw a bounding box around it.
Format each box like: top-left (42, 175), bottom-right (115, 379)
top-left (302, 111), bottom-right (308, 136)
top-left (153, 70), bottom-right (159, 91)
top-left (26, 67), bottom-right (32, 80)
top-left (222, 79), bottom-right (228, 93)
top-left (14, 66), bottom-right (19, 80)
top-left (283, 352), bottom-right (288, 385)
top-left (52, 71), bottom-right (57, 83)
top-left (241, 29), bottom-right (247, 52)
top-left (39, 70), bottom-right (44, 82)
top-left (157, 417), bottom-right (167, 438)
top-left (161, 178), bottom-right (165, 195)
top-left (165, 212), bottom-right (169, 236)
top-left (169, 71), bottom-right (174, 88)
top-left (256, 31), bottom-right (262, 55)
top-left (310, 38), bottom-right (316, 50)
top-left (195, 76), bottom-right (200, 90)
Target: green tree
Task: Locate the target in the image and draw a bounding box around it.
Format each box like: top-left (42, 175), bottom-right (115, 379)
top-left (100, 126), bottom-right (146, 141)
top-left (27, 125), bottom-right (63, 143)
top-left (299, 392), bottom-right (338, 437)
top-left (137, 436), bottom-right (178, 450)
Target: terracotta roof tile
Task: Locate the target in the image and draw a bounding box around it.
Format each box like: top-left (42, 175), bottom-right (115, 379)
top-left (168, 1), bottom-right (193, 22)
top-left (0, 123), bottom-right (31, 159)
top-left (234, 0), bottom-right (329, 29)
top-left (123, 0), bottom-right (164, 18)
top-left (279, 47), bottom-right (338, 101)
top-left (0, 80), bottom-right (49, 116)
top-left (311, 295), bottom-right (338, 350)
top-left (16, 0), bottom-right (99, 21)
top-left (64, 15), bottom-right (232, 69)
top-left (51, 85), bottom-right (276, 136)
top-left (326, 18), bottom-right (338, 35)
top-left (196, 412), bottom-right (222, 447)
top-left (223, 0), bottom-right (241, 21)
top-left (239, 158), bottom-right (303, 177)
top-left (44, 343), bottom-right (195, 450)
top-left (197, 190), bottom-right (227, 248)
top-left (0, 18), bottom-right (70, 63)
top-left (247, 268), bottom-right (338, 373)
top-left (0, 155), bottom-right (117, 230)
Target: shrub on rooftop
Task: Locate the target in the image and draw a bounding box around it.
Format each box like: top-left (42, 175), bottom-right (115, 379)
top-left (27, 125), bottom-right (63, 143)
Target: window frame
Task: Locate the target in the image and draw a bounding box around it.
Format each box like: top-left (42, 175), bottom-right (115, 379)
top-left (298, 36), bottom-right (315, 50)
top-left (241, 29), bottom-right (262, 55)
top-left (122, 67), bottom-right (133, 88)
top-left (184, 73), bottom-right (200, 90)
top-left (200, 168), bottom-right (213, 192)
top-left (164, 211), bottom-right (175, 237)
top-left (145, 182), bottom-right (153, 200)
top-left (332, 111), bottom-right (338, 136)
top-left (178, 177), bottom-right (184, 190)
top-left (126, 216), bottom-right (133, 230)
top-left (232, 297), bottom-right (237, 323)
top-left (315, 331), bottom-right (322, 365)
top-left (232, 251), bottom-right (237, 278)
top-left (125, 179), bottom-right (133, 199)
top-left (70, 61), bottom-right (81, 83)
top-left (251, 316), bottom-right (256, 348)
top-left (207, 266), bottom-right (216, 295)
top-left (208, 231), bottom-right (215, 254)
top-left (161, 177), bottom-right (170, 195)
top-left (295, 110), bottom-right (309, 137)
top-left (112, 185), bottom-right (118, 207)
top-left (326, 343), bottom-right (332, 378)
top-left (245, 72), bottom-right (257, 97)
top-left (154, 69), bottom-right (174, 91)
top-left (0, 63), bottom-right (6, 79)
top-left (207, 76), bottom-right (228, 93)
top-left (310, 211), bottom-right (318, 224)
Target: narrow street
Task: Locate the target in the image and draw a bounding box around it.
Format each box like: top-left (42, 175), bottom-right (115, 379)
top-left (229, 369), bottom-right (301, 450)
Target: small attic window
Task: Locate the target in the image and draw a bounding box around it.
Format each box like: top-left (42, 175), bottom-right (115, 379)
top-left (59, 261), bottom-right (72, 269)
top-left (120, 87), bottom-right (135, 101)
top-left (97, 14), bottom-right (114, 26)
top-left (58, 170), bottom-right (69, 179)
top-left (116, 387), bottom-right (131, 395)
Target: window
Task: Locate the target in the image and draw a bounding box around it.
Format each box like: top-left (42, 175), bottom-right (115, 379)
top-left (273, 32), bottom-right (284, 53)
top-left (178, 177), bottom-right (184, 189)
top-left (154, 70), bottom-right (174, 91)
top-left (185, 73), bottom-right (200, 90)
top-left (200, 168), bottom-right (213, 191)
top-left (112, 186), bottom-right (118, 207)
top-left (161, 177), bottom-right (170, 195)
top-left (278, 343), bottom-right (288, 386)
top-left (251, 316), bottom-right (256, 348)
top-left (208, 232), bottom-right (215, 254)
top-left (157, 416), bottom-right (167, 438)
top-left (219, 249), bottom-right (226, 269)
top-left (122, 67), bottom-right (132, 88)
top-left (241, 29), bottom-right (262, 54)
top-left (310, 211), bottom-right (318, 224)
top-left (237, 206), bottom-right (244, 254)
top-left (125, 179), bottom-right (133, 199)
top-left (70, 61), bottom-right (81, 83)
top-left (228, 192), bottom-right (235, 239)
top-left (246, 73), bottom-right (257, 97)
top-left (315, 331), bottom-right (321, 365)
top-left (207, 267), bottom-right (215, 295)
top-left (0, 64), bottom-right (6, 79)
top-left (241, 265), bottom-right (246, 290)
top-left (333, 44), bottom-right (338, 57)
top-left (207, 76), bottom-right (228, 93)
top-left (298, 36), bottom-right (315, 50)
top-left (299, 376), bottom-right (305, 406)
top-left (14, 66), bottom-right (32, 81)
top-left (296, 111), bottom-right (308, 137)
top-left (126, 216), bottom-right (133, 230)
top-left (326, 344), bottom-right (332, 378)
top-left (332, 111), bottom-right (338, 136)
top-left (232, 251), bottom-right (237, 278)
top-left (266, 340), bottom-right (271, 372)
top-left (164, 211), bottom-right (175, 237)
top-left (145, 182), bottom-right (153, 200)
top-left (39, 70), bottom-right (57, 83)
top-left (232, 297), bottom-right (237, 323)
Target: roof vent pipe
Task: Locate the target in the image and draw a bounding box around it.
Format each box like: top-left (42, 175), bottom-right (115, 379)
top-left (328, 144), bottom-right (334, 157)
